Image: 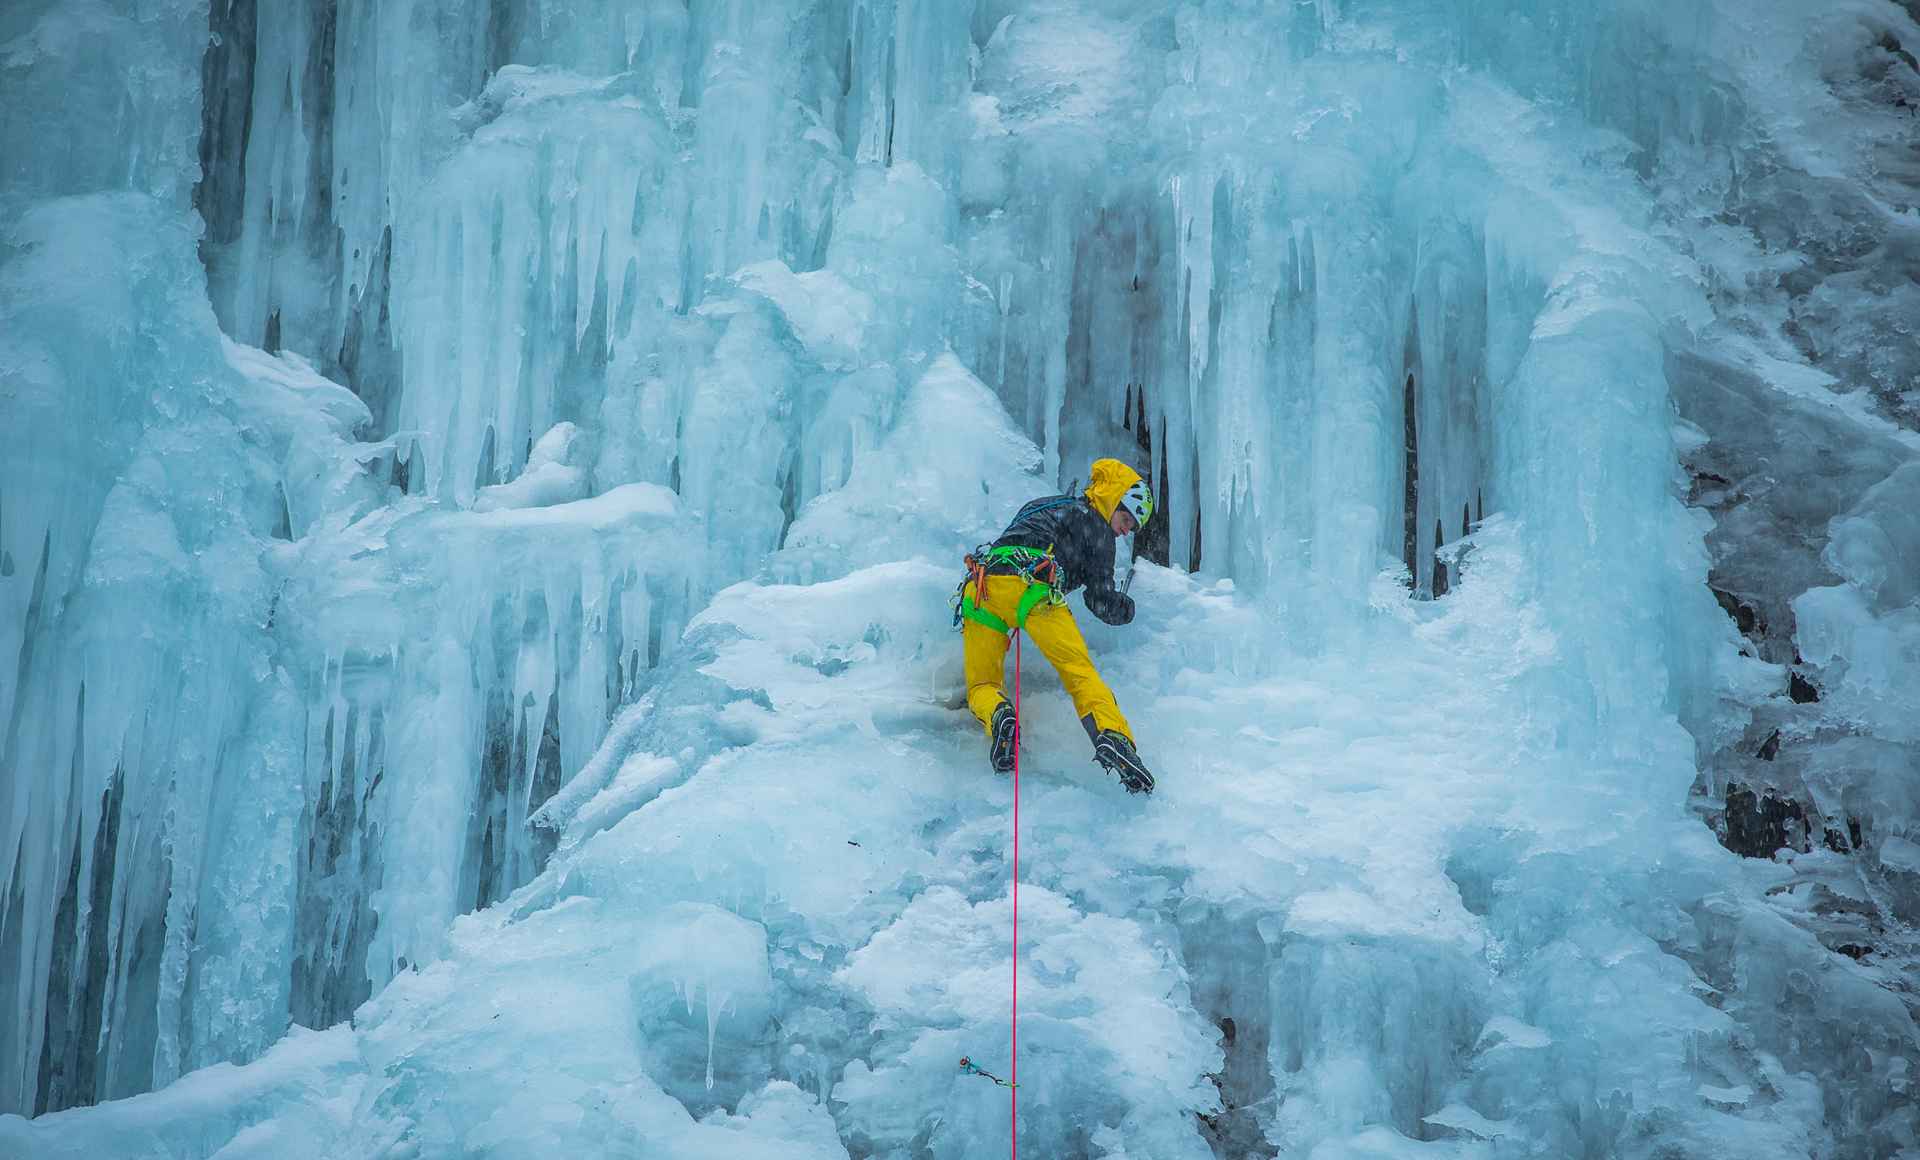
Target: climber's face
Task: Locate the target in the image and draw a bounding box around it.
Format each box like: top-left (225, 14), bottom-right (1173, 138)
top-left (1110, 507), bottom-right (1137, 537)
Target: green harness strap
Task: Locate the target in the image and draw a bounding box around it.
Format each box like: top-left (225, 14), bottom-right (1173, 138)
top-left (960, 581), bottom-right (1054, 634)
top-left (960, 546), bottom-right (1058, 635)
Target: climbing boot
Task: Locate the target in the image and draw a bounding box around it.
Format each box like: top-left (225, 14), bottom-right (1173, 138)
top-left (1092, 729), bottom-right (1154, 795)
top-left (989, 703), bottom-right (1019, 774)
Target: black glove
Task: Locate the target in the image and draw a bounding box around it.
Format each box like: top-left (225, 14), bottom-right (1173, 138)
top-left (1086, 589), bottom-right (1134, 626)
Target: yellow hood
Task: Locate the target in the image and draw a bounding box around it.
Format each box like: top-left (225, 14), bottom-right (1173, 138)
top-left (1084, 458), bottom-right (1144, 522)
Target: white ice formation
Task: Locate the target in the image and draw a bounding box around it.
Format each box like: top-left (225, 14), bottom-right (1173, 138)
top-left (2, 1), bottom-right (1917, 1156)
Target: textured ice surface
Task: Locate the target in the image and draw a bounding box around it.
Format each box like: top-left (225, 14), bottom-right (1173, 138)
top-left (4, 0), bottom-right (1919, 1155)
top-left (7, 459), bottom-right (1901, 1155)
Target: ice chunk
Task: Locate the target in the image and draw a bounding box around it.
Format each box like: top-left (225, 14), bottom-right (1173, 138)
top-left (0, 1027), bottom-right (360, 1160)
top-left (835, 884), bottom-right (1221, 1157)
top-left (1795, 583), bottom-right (1920, 744)
top-left (736, 262), bottom-right (875, 372)
top-left (1880, 836), bottom-right (1920, 876)
top-left (1473, 1016), bottom-right (1551, 1052)
top-left (781, 352), bottom-right (1043, 581)
top-left (471, 422), bottom-right (589, 512)
top-left (1422, 1102), bottom-right (1513, 1139)
top-left (676, 305), bottom-right (801, 585)
top-left (1823, 462), bottom-right (1920, 614)
top-left (699, 1081), bottom-right (849, 1159)
top-left (628, 904), bottom-right (773, 1099)
top-left (1697, 1083), bottom-right (1754, 1109)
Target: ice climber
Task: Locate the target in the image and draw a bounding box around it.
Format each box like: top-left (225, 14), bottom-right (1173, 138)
top-left (955, 458), bottom-right (1157, 794)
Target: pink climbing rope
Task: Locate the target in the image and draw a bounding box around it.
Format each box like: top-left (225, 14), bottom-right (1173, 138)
top-left (1010, 627), bottom-right (1022, 1159)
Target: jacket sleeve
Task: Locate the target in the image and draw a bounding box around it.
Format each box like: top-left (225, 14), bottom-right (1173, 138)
top-left (1077, 518), bottom-right (1136, 626)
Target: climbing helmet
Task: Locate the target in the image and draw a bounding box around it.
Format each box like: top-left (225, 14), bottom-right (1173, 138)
top-left (1118, 479), bottom-right (1155, 529)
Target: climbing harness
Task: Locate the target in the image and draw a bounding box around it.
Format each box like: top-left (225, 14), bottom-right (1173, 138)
top-left (947, 490), bottom-right (1090, 632)
top-left (951, 544), bottom-right (1065, 634)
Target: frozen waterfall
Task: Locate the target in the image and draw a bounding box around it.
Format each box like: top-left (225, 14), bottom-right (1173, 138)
top-left (2, 0), bottom-right (1917, 1156)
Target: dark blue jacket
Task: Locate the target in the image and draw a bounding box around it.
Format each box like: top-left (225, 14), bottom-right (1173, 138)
top-left (990, 495), bottom-right (1135, 625)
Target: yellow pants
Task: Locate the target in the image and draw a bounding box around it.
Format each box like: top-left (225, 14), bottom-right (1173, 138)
top-left (962, 575), bottom-right (1133, 743)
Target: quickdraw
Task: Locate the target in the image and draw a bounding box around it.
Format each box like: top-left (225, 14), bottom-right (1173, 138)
top-left (959, 1055), bottom-right (1017, 1089)
top-left (951, 544), bottom-right (1065, 635)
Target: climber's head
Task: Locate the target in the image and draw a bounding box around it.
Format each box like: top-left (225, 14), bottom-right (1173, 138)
top-left (1085, 458), bottom-right (1153, 538)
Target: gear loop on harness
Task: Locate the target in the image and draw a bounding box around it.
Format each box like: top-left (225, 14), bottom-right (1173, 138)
top-left (952, 544), bottom-right (1065, 635)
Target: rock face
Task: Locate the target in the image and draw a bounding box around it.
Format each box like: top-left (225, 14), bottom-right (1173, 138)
top-left (1664, 9), bottom-right (1920, 956)
top-left (1719, 781), bottom-right (1811, 860)
top-left (1671, 9), bottom-right (1920, 952)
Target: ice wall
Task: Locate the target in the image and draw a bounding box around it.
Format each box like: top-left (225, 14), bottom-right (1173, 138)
top-left (2, 0), bottom-right (1917, 1150)
top-left (1, 0), bottom-right (703, 1116)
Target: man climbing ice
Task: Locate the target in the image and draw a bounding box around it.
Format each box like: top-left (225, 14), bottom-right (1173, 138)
top-left (955, 458), bottom-right (1156, 794)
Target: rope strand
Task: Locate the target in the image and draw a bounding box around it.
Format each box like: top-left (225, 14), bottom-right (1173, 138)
top-left (956, 630), bottom-right (1023, 1153)
top-left (1011, 628), bottom-right (1021, 1159)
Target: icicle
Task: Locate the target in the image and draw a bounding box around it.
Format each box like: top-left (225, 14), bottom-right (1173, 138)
top-left (704, 980), bottom-right (728, 1092)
